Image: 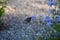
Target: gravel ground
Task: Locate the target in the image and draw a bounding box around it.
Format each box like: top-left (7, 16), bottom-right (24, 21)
top-left (0, 0), bottom-right (57, 40)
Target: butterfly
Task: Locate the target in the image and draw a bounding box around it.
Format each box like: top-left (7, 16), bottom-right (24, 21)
top-left (23, 16), bottom-right (36, 24)
top-left (24, 17), bottom-right (31, 23)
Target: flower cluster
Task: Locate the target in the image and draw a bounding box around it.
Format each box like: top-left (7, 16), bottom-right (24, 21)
top-left (49, 9), bottom-right (55, 14)
top-left (48, 0), bottom-right (57, 6)
top-left (31, 16), bottom-right (36, 20)
top-left (42, 16), bottom-right (53, 23)
top-left (24, 0), bottom-right (60, 39)
top-left (37, 0), bottom-right (60, 39)
top-left (54, 15), bottom-right (60, 22)
top-left (46, 0), bottom-right (60, 39)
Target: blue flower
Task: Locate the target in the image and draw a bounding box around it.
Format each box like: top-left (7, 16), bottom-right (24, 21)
top-left (43, 16), bottom-right (50, 21)
top-left (54, 33), bottom-right (60, 37)
top-left (49, 0), bottom-right (53, 2)
top-left (40, 27), bottom-right (46, 33)
top-left (46, 22), bottom-right (52, 27)
top-left (55, 15), bottom-right (59, 18)
top-left (48, 0), bottom-right (57, 6)
top-left (48, 1), bottom-right (53, 6)
top-left (49, 9), bottom-right (55, 14)
top-left (31, 16), bottom-right (36, 20)
top-left (55, 15), bottom-right (60, 21)
top-left (42, 16), bottom-right (53, 23)
top-left (52, 2), bottom-right (57, 5)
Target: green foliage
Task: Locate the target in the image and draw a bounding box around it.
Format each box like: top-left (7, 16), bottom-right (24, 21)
top-left (52, 23), bottom-right (60, 32)
top-left (48, 35), bottom-right (60, 40)
top-left (0, 0), bottom-right (7, 24)
top-left (0, 7), bottom-right (5, 24)
top-left (0, 7), bottom-right (5, 17)
top-left (48, 37), bottom-right (60, 40)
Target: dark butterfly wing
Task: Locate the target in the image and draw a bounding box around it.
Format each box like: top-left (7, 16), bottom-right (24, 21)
top-left (24, 17), bottom-right (31, 23)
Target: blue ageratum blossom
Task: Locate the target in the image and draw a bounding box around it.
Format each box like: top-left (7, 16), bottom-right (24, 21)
top-left (54, 15), bottom-right (60, 21)
top-left (48, 1), bottom-right (53, 6)
top-left (48, 0), bottom-right (53, 6)
top-left (42, 16), bottom-right (53, 23)
top-left (49, 9), bottom-right (55, 14)
top-left (48, 0), bottom-right (57, 6)
top-left (46, 22), bottom-right (53, 27)
top-left (52, 2), bottom-right (57, 5)
top-left (48, 0), bottom-right (53, 2)
top-left (40, 27), bottom-right (46, 33)
top-left (54, 32), bottom-right (60, 37)
top-left (43, 16), bottom-right (50, 22)
top-left (31, 16), bottom-right (36, 20)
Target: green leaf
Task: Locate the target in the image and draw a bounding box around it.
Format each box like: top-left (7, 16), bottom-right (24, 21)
top-left (0, 7), bottom-right (5, 17)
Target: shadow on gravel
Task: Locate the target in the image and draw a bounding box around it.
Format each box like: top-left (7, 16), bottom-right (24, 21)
top-left (0, 13), bottom-right (31, 40)
top-left (0, 13), bottom-right (30, 31)
top-left (0, 21), bottom-right (9, 31)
